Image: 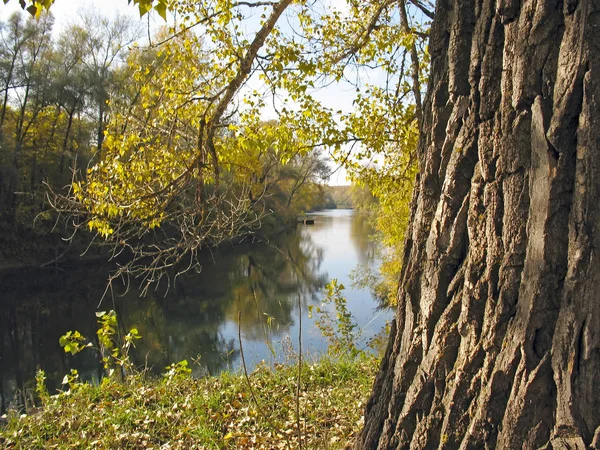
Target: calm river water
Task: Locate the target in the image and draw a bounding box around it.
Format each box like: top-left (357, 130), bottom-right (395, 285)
top-left (0, 209), bottom-right (392, 413)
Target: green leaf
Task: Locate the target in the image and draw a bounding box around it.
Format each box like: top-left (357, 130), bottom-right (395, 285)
top-left (138, 1), bottom-right (152, 16)
top-left (155, 2), bottom-right (167, 20)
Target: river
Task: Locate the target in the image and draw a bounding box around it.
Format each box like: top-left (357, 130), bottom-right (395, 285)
top-left (0, 209), bottom-right (392, 413)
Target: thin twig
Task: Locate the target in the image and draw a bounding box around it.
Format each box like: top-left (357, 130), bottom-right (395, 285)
top-left (238, 312), bottom-right (292, 450)
top-left (296, 292), bottom-right (303, 450)
top-left (39, 247), bottom-right (70, 268)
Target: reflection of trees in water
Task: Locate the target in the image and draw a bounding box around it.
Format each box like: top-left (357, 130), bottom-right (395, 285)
top-left (0, 227), bottom-right (329, 413)
top-left (117, 290), bottom-right (238, 377)
top-left (0, 265), bottom-right (110, 414)
top-left (224, 231), bottom-right (328, 340)
top-left (115, 231), bottom-right (328, 373)
top-left (349, 213), bottom-right (378, 266)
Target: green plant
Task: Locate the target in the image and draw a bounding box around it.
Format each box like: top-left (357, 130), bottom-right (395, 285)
top-left (309, 279), bottom-right (362, 358)
top-left (35, 369), bottom-right (49, 404)
top-left (163, 360), bottom-right (192, 383)
top-left (58, 330), bottom-right (89, 355)
top-left (61, 369), bottom-right (81, 391)
top-left (95, 310), bottom-right (141, 378)
top-left (59, 310), bottom-right (141, 380)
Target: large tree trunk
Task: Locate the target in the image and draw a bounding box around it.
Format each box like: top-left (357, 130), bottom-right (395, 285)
top-left (356, 0), bottom-right (600, 448)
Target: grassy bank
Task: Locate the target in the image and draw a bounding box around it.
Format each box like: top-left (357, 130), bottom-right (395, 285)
top-left (1, 355), bottom-right (378, 449)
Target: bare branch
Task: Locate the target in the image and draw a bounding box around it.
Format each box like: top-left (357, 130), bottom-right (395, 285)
top-left (330, 0), bottom-right (396, 64)
top-left (408, 0), bottom-right (435, 19)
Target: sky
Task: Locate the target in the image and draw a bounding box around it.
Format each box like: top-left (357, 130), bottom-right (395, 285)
top-left (0, 0), bottom-right (355, 185)
top-left (1, 0), bottom-right (140, 30)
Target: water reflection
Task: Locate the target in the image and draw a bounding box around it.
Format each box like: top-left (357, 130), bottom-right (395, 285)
top-left (0, 210), bottom-right (389, 413)
top-left (0, 266), bottom-right (113, 412)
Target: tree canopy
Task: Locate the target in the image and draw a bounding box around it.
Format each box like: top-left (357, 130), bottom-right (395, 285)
top-left (5, 0), bottom-right (431, 292)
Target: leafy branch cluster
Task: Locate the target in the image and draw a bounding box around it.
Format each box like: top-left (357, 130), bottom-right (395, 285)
top-left (9, 0), bottom-right (433, 292)
top-left (59, 310), bottom-right (141, 381)
top-left (309, 279), bottom-right (362, 358)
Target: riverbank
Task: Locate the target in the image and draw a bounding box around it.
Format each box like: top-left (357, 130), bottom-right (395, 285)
top-left (0, 213), bottom-right (297, 272)
top-left (0, 219), bottom-right (105, 271)
top-left (0, 355), bottom-right (378, 449)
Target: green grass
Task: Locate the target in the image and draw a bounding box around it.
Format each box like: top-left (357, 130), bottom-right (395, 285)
top-left (0, 355), bottom-right (379, 449)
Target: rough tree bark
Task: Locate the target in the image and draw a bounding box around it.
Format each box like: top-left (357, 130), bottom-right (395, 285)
top-left (356, 0), bottom-right (600, 448)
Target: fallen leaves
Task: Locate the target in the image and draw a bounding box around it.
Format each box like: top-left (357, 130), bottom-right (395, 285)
top-left (0, 356), bottom-right (379, 449)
